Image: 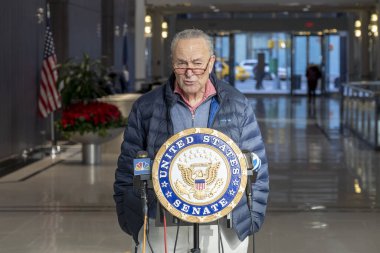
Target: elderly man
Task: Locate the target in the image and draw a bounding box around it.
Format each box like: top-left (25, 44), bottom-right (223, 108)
top-left (114, 29), bottom-right (269, 252)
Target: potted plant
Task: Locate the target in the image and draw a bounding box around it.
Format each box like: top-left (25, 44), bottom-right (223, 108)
top-left (55, 54), bottom-right (126, 164)
top-left (57, 53), bottom-right (110, 107)
top-left (56, 101), bottom-right (125, 139)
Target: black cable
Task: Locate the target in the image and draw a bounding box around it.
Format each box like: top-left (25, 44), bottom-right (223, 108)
top-left (134, 243), bottom-right (139, 253)
top-left (173, 221), bottom-right (180, 253)
top-left (146, 216), bottom-right (155, 253)
top-left (147, 236), bottom-right (154, 253)
top-left (147, 226), bottom-right (154, 252)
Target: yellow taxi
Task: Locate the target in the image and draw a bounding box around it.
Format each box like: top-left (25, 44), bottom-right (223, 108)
top-left (214, 58), bottom-right (250, 82)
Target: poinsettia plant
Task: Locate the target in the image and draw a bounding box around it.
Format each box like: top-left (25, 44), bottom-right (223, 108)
top-left (56, 101), bottom-right (126, 138)
top-left (55, 54), bottom-right (126, 138)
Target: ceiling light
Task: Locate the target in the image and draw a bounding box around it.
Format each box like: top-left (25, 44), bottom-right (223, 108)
top-left (372, 25), bottom-right (378, 32)
top-left (371, 13), bottom-right (378, 22)
top-left (280, 2), bottom-right (300, 6)
top-left (144, 26), bottom-right (151, 35)
top-left (354, 20), bottom-right (361, 28)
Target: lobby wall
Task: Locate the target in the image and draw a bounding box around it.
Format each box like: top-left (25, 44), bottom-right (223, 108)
top-left (0, 0), bottom-right (129, 160)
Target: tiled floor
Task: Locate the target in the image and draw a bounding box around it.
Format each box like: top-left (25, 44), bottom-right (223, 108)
top-left (0, 96), bottom-right (379, 253)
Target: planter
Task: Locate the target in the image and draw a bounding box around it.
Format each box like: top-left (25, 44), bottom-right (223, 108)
top-left (70, 128), bottom-right (124, 165)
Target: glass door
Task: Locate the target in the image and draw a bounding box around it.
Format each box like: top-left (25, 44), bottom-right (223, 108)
top-left (324, 34), bottom-right (342, 93)
top-left (224, 32), bottom-right (292, 94)
top-left (291, 35), bottom-right (322, 94)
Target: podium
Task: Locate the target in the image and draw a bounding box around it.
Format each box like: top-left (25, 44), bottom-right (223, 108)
top-left (149, 128), bottom-right (251, 252)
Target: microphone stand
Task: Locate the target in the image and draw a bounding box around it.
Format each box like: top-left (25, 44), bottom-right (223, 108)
top-left (247, 169), bottom-right (255, 253)
top-left (133, 150), bottom-right (152, 253)
top-left (141, 180), bottom-right (148, 253)
top-left (243, 151), bottom-right (258, 253)
top-left (191, 223), bottom-right (200, 253)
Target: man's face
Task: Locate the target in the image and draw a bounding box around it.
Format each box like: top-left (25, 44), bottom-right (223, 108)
top-left (172, 38), bottom-right (215, 97)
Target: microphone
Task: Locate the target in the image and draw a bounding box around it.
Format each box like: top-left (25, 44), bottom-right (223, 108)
top-left (133, 151), bottom-right (152, 216)
top-left (226, 150), bottom-right (262, 229)
top-left (133, 151), bottom-right (151, 180)
top-left (243, 150), bottom-right (261, 211)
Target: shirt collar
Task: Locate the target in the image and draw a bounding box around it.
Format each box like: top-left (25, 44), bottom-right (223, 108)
top-left (174, 79), bottom-right (217, 113)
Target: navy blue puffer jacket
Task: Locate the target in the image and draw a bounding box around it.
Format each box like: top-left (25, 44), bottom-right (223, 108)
top-left (113, 73), bottom-right (269, 243)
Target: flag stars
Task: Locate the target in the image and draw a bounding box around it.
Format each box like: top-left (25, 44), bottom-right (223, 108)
top-left (165, 191), bottom-right (172, 198)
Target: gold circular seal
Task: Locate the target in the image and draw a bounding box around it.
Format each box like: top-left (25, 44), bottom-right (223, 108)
top-left (152, 128), bottom-right (247, 223)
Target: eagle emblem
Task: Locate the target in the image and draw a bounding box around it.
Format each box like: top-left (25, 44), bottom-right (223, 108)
top-left (174, 162), bottom-right (224, 201)
top-left (152, 128), bottom-right (248, 223)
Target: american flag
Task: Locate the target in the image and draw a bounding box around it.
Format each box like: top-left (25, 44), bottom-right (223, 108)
top-left (38, 10), bottom-right (60, 118)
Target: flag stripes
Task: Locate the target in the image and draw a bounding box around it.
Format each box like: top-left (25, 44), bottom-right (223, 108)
top-left (38, 15), bottom-right (60, 118)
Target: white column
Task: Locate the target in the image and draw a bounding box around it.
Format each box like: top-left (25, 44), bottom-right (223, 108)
top-left (134, 0), bottom-right (146, 91)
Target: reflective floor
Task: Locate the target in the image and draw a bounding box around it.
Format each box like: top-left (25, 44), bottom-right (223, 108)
top-left (0, 96), bottom-right (379, 253)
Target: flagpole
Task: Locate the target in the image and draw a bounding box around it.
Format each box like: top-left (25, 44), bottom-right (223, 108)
top-left (46, 2), bottom-right (60, 157)
top-left (50, 112), bottom-right (60, 156)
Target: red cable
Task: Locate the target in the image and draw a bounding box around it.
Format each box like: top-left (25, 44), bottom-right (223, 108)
top-left (163, 210), bottom-right (168, 253)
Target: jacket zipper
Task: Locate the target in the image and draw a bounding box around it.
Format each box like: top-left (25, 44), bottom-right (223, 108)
top-left (191, 111), bottom-right (195, 127)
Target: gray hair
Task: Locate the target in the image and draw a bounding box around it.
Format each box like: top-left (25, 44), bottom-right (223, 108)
top-left (170, 29), bottom-right (214, 58)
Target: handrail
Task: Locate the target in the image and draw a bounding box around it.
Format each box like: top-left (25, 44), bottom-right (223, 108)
top-left (341, 83), bottom-right (380, 149)
top-left (343, 82), bottom-right (380, 97)
top-left (347, 81), bottom-right (380, 85)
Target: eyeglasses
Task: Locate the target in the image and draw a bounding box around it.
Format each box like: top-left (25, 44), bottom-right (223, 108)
top-left (173, 57), bottom-right (211, 75)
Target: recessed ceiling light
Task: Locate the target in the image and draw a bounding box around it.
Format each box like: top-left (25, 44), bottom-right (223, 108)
top-left (280, 2), bottom-right (300, 7)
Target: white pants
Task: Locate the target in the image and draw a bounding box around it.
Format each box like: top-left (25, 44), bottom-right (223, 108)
top-left (132, 219), bottom-right (248, 253)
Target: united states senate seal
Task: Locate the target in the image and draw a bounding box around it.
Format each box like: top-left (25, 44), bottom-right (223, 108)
top-left (152, 128), bottom-right (247, 223)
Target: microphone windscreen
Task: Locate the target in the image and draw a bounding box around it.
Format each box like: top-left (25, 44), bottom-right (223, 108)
top-left (136, 150), bottom-right (148, 158)
top-left (251, 152), bottom-right (261, 172)
top-left (134, 151), bottom-right (151, 176)
top-left (242, 150), bottom-right (253, 170)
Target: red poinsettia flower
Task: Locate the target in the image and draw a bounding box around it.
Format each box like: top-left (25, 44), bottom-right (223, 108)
top-left (56, 101), bottom-right (126, 137)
